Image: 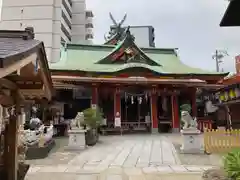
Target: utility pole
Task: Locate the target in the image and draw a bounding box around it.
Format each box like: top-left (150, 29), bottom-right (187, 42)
top-left (212, 50), bottom-right (229, 72)
top-left (215, 50), bottom-right (219, 72)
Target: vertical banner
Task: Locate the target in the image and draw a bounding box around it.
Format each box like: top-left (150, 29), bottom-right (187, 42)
top-left (235, 55), bottom-right (240, 73)
top-left (114, 88), bottom-right (121, 127)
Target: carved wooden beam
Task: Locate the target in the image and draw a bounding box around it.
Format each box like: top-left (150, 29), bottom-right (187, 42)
top-left (0, 78), bottom-right (17, 90)
top-left (0, 53), bottom-right (37, 79)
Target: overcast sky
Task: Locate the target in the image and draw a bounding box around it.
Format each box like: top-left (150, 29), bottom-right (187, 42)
top-left (86, 0), bottom-right (240, 73)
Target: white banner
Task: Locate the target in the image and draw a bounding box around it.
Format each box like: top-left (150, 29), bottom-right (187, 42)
top-left (114, 117), bottom-right (121, 127)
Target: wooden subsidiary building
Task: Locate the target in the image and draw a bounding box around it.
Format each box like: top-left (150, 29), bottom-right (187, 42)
top-left (50, 23), bottom-right (227, 133)
top-left (205, 0), bottom-right (240, 129)
top-left (0, 28), bottom-right (53, 180)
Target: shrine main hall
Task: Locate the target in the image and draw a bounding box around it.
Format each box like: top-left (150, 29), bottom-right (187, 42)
top-left (50, 25), bottom-right (227, 133)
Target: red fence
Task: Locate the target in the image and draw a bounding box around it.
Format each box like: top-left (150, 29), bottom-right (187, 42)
top-left (197, 119), bottom-right (213, 132)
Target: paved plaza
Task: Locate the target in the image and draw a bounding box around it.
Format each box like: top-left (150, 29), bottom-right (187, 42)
top-left (26, 135), bottom-right (213, 180)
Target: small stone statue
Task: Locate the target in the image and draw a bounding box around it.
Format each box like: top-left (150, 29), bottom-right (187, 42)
top-left (71, 112), bottom-right (84, 129)
top-left (181, 110), bottom-right (198, 129)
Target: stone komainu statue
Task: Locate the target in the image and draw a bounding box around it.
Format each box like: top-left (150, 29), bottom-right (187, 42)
top-left (71, 112), bottom-right (84, 129)
top-left (181, 110), bottom-right (198, 129)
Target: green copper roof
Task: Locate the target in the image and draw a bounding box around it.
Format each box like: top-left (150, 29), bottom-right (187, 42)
top-left (97, 29), bottom-right (159, 66)
top-left (50, 43), bottom-right (227, 76)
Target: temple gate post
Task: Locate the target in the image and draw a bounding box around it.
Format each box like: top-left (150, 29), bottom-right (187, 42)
top-left (171, 94), bottom-right (180, 132)
top-left (7, 90), bottom-right (21, 180)
top-left (114, 87), bottom-right (121, 127)
top-left (91, 85), bottom-right (98, 108)
top-left (150, 87), bottom-right (158, 133)
top-left (191, 88), bottom-right (197, 117)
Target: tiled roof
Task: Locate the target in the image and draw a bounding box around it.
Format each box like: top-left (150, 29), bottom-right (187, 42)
top-left (50, 43), bottom-right (228, 76)
top-left (0, 27), bottom-right (42, 64)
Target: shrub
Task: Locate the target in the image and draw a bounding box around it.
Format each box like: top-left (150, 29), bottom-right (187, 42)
top-left (82, 107), bottom-right (102, 129)
top-left (223, 148), bottom-right (240, 180)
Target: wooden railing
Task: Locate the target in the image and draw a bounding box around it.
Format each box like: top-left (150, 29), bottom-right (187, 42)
top-left (197, 119), bottom-right (213, 132)
top-left (204, 129), bottom-right (240, 154)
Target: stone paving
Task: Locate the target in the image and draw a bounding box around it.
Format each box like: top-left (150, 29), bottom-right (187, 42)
top-left (26, 164), bottom-right (211, 180)
top-left (25, 135), bottom-right (214, 180)
top-left (68, 135), bottom-right (180, 168)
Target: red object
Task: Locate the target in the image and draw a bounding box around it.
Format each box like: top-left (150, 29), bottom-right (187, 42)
top-left (114, 88), bottom-right (121, 118)
top-left (171, 95), bottom-right (180, 129)
top-left (197, 119), bottom-right (212, 132)
top-left (91, 86), bottom-right (98, 105)
top-left (110, 39), bottom-right (117, 45)
top-left (151, 93), bottom-right (158, 128)
top-left (111, 47), bottom-right (125, 60)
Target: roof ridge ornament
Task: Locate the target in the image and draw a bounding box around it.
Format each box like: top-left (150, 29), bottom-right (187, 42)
top-left (125, 26), bottom-right (135, 42)
top-left (109, 12), bottom-right (127, 27)
top-left (104, 13), bottom-right (127, 43)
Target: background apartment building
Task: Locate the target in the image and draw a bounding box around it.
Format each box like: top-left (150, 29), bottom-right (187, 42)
top-left (129, 26), bottom-right (155, 48)
top-left (0, 0), bottom-right (94, 63)
top-left (110, 25), bottom-right (155, 48)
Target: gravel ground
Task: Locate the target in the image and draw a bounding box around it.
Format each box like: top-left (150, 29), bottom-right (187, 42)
top-left (165, 133), bottom-right (223, 166)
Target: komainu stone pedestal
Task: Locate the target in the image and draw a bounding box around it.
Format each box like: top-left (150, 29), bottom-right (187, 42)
top-left (66, 129), bottom-right (86, 151)
top-left (180, 128), bottom-right (204, 154)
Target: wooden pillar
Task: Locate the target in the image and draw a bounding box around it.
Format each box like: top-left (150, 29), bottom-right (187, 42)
top-left (7, 90), bottom-right (21, 180)
top-left (191, 88), bottom-right (197, 117)
top-left (91, 86), bottom-right (98, 108)
top-left (3, 123), bottom-right (9, 177)
top-left (114, 87), bottom-right (121, 127)
top-left (150, 88), bottom-right (158, 133)
top-left (171, 94), bottom-right (180, 132)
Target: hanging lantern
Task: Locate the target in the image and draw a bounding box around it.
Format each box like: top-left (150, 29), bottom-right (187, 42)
top-left (235, 88), bottom-right (240, 98)
top-left (224, 91), bottom-right (229, 101)
top-left (229, 89), bottom-right (236, 99)
top-left (219, 93), bottom-right (225, 102)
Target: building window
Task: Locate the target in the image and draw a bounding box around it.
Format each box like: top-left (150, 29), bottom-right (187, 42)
top-left (85, 34), bottom-right (93, 39)
top-left (61, 37), bottom-right (66, 45)
top-left (62, 11), bottom-right (71, 29)
top-left (61, 24), bottom-right (71, 41)
top-left (85, 11), bottom-right (94, 18)
top-left (62, 0), bottom-right (72, 18)
top-left (85, 23), bottom-right (93, 28)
